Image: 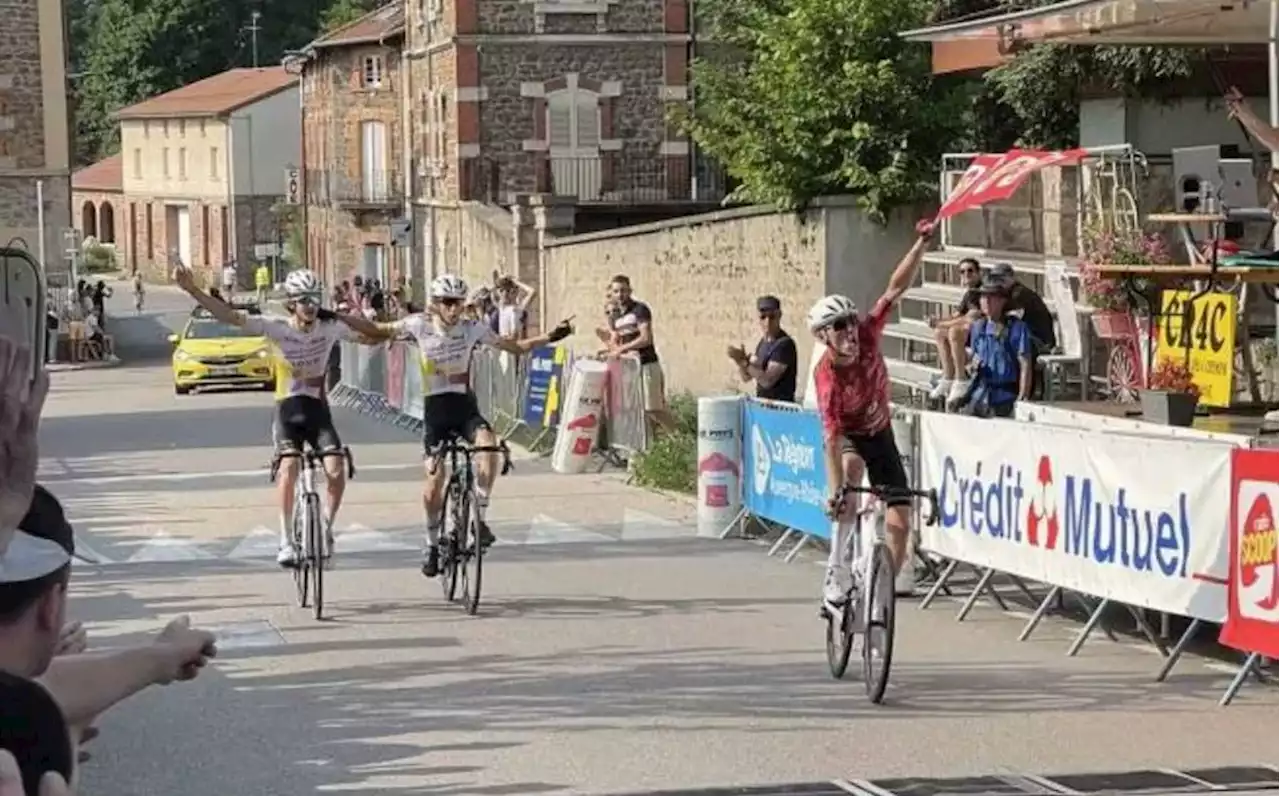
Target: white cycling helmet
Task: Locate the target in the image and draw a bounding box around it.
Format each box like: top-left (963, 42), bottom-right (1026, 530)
top-left (283, 269), bottom-right (322, 299)
top-left (806, 294), bottom-right (858, 332)
top-left (430, 274), bottom-right (468, 300)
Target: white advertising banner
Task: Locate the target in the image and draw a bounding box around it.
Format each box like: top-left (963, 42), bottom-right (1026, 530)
top-left (696, 395), bottom-right (743, 537)
top-left (918, 413), bottom-right (1234, 622)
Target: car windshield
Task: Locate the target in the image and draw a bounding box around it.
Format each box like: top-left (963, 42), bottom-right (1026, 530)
top-left (183, 320), bottom-right (259, 340)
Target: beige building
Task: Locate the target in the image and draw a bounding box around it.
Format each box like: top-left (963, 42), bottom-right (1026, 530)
top-left (296, 2), bottom-right (407, 289)
top-left (109, 67), bottom-right (300, 285)
top-left (0, 0), bottom-right (72, 271)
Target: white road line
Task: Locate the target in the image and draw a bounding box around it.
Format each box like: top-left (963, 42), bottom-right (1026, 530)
top-left (38, 461), bottom-right (423, 486)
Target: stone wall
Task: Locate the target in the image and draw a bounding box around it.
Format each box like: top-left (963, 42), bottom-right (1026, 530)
top-left (0, 176), bottom-right (71, 274)
top-left (539, 197), bottom-right (923, 397)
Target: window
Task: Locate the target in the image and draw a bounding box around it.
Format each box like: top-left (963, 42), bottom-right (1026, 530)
top-left (178, 119), bottom-right (186, 136)
top-left (199, 119), bottom-right (207, 137)
top-left (361, 120), bottom-right (388, 200)
top-left (178, 147), bottom-right (187, 179)
top-left (202, 205), bottom-right (210, 265)
top-left (162, 148), bottom-right (170, 177)
top-left (362, 55), bottom-right (383, 89)
top-left (434, 93), bottom-right (448, 160)
top-left (162, 120), bottom-right (170, 137)
top-left (143, 121), bottom-right (150, 138)
top-left (210, 147), bottom-right (219, 179)
top-left (547, 89), bottom-right (601, 152)
top-left (145, 204), bottom-right (153, 256)
top-left (133, 148), bottom-right (142, 178)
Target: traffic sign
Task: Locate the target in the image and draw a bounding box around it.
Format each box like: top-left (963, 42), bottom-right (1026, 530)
top-left (390, 217), bottom-right (412, 247)
top-left (253, 243), bottom-right (280, 258)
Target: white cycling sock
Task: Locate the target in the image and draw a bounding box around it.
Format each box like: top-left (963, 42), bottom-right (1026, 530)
top-left (474, 487), bottom-right (490, 519)
top-left (828, 520), bottom-right (857, 570)
top-left (278, 512), bottom-right (291, 547)
top-left (425, 515), bottom-right (442, 546)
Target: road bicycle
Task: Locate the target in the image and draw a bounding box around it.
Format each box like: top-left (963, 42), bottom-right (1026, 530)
top-left (820, 484), bottom-right (939, 704)
top-left (269, 445), bottom-right (356, 621)
top-left (427, 436), bottom-right (513, 616)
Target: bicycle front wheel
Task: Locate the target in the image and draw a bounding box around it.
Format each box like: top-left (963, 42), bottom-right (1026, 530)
top-left (306, 492), bottom-right (325, 621)
top-left (460, 492), bottom-right (484, 616)
top-left (439, 480), bottom-right (462, 603)
top-left (292, 493), bottom-right (309, 608)
top-left (862, 542), bottom-right (897, 704)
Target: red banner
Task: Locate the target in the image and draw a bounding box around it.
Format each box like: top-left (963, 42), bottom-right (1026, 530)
top-left (936, 148), bottom-right (1088, 220)
top-left (1219, 448), bottom-right (1279, 659)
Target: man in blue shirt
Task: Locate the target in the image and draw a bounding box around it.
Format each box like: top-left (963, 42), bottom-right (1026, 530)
top-left (956, 275), bottom-right (1032, 418)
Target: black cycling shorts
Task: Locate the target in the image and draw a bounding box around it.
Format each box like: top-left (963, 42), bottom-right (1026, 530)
top-left (273, 395), bottom-right (343, 454)
top-left (838, 425), bottom-right (912, 506)
top-left (422, 392), bottom-right (492, 456)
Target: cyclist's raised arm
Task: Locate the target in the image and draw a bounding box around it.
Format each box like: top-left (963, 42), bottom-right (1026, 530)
top-left (172, 265), bottom-right (245, 327)
top-left (321, 309), bottom-right (394, 341)
top-left (877, 219), bottom-right (937, 309)
top-left (486, 317), bottom-right (573, 355)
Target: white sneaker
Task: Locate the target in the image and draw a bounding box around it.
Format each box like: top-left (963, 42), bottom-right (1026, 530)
top-left (276, 543), bottom-right (299, 568)
top-left (822, 565), bottom-right (853, 604)
top-left (945, 380), bottom-right (970, 410)
top-left (928, 379), bottom-right (951, 401)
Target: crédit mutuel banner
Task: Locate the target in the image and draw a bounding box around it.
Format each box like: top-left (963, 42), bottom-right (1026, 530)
top-left (936, 149), bottom-right (1088, 220)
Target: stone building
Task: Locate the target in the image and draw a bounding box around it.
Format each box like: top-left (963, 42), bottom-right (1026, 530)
top-left (295, 2), bottom-right (407, 289)
top-left (0, 0), bottom-right (72, 272)
top-left (113, 67), bottom-right (300, 286)
top-left (71, 153), bottom-right (123, 246)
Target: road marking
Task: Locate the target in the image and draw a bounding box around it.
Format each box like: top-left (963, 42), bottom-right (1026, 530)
top-left (71, 533), bottom-right (115, 565)
top-left (336, 523), bottom-right (418, 553)
top-left (206, 620), bottom-right (287, 650)
top-left (621, 508), bottom-right (688, 541)
top-left (126, 531), bottom-right (217, 563)
top-left (38, 461), bottom-right (423, 487)
top-left (525, 514), bottom-right (612, 545)
top-left (226, 526), bottom-right (280, 559)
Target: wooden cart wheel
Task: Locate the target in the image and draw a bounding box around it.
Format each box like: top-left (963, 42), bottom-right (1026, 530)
top-left (1107, 343), bottom-right (1141, 404)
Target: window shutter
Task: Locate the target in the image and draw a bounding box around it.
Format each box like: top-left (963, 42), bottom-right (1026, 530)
top-left (576, 95), bottom-right (600, 148)
top-left (547, 94), bottom-right (572, 149)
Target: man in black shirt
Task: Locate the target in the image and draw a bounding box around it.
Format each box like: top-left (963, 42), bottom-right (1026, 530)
top-left (989, 262), bottom-right (1056, 398)
top-left (602, 274), bottom-right (677, 433)
top-left (929, 257), bottom-right (983, 405)
top-left (728, 295), bottom-right (798, 402)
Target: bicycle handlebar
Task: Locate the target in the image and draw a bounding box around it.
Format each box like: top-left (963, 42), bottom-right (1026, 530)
top-left (836, 484), bottom-right (941, 527)
top-left (269, 445), bottom-right (357, 483)
top-left (426, 439), bottom-right (514, 477)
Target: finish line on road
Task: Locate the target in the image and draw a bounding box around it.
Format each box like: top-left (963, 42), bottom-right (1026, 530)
top-left (608, 766), bottom-right (1280, 796)
top-left (36, 460), bottom-right (426, 486)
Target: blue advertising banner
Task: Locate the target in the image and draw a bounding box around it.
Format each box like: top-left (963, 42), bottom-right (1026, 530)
top-left (522, 345), bottom-right (568, 430)
top-left (741, 399), bottom-right (832, 540)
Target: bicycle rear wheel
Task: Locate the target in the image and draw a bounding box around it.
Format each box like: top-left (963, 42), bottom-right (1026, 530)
top-left (306, 492), bottom-right (325, 621)
top-left (292, 489), bottom-right (309, 608)
top-left (862, 542), bottom-right (897, 703)
top-left (824, 601), bottom-right (855, 679)
top-left (439, 479), bottom-right (461, 602)
top-left (459, 490), bottom-right (483, 616)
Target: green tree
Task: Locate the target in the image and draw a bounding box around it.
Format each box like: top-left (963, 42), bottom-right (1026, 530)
top-left (319, 0), bottom-right (380, 31)
top-left (683, 0), bottom-right (967, 220)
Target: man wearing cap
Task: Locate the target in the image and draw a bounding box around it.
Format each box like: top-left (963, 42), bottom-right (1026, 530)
top-left (954, 275), bottom-right (1033, 417)
top-left (728, 296), bottom-right (798, 403)
top-left (990, 263), bottom-right (1057, 394)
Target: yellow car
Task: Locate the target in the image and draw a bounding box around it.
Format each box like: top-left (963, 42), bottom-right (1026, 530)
top-left (170, 307), bottom-right (277, 395)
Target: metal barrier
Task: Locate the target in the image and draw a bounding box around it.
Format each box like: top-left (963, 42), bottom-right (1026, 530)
top-left (329, 340), bottom-right (651, 460)
top-left (727, 395), bottom-right (1275, 706)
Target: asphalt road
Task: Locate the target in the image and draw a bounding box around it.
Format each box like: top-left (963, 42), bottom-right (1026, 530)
top-left (39, 289), bottom-right (1279, 796)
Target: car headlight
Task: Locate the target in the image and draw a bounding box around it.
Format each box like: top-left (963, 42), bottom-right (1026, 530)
top-left (255, 349), bottom-right (270, 359)
top-left (174, 349), bottom-right (192, 362)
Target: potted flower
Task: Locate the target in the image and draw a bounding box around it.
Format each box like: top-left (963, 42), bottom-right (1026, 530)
top-left (1141, 358), bottom-right (1201, 427)
top-left (1080, 227), bottom-right (1169, 341)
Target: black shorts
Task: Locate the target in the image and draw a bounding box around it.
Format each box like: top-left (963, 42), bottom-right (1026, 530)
top-left (838, 425), bottom-right (912, 506)
top-left (422, 392), bottom-right (492, 456)
top-left (273, 395), bottom-right (343, 454)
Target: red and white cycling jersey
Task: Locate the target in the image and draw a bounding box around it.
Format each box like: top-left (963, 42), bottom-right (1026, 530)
top-left (812, 297), bottom-right (893, 439)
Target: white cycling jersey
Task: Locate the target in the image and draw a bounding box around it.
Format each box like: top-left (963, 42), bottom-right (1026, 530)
top-left (242, 315), bottom-right (356, 400)
top-left (394, 314), bottom-right (499, 397)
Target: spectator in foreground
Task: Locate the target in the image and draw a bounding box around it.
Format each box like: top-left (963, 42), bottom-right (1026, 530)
top-left (989, 262), bottom-right (1055, 398)
top-left (928, 257), bottom-right (983, 405)
top-left (600, 274), bottom-right (677, 434)
top-left (953, 275), bottom-right (1032, 418)
top-left (492, 272), bottom-right (535, 339)
top-left (0, 669), bottom-right (75, 795)
top-left (727, 295), bottom-right (798, 403)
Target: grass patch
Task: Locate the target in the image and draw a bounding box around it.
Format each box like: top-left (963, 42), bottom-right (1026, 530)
top-left (630, 392), bottom-right (698, 494)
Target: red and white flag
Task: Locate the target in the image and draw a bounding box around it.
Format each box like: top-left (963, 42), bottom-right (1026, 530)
top-left (936, 148), bottom-right (1088, 220)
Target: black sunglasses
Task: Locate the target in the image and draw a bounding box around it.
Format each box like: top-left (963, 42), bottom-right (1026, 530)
top-left (830, 318), bottom-right (852, 332)
top-left (437, 297), bottom-right (463, 308)
top-left (293, 296), bottom-right (319, 307)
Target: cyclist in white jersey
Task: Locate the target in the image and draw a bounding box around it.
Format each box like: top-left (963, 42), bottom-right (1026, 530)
top-left (172, 264), bottom-right (363, 569)
top-left (331, 274), bottom-right (572, 576)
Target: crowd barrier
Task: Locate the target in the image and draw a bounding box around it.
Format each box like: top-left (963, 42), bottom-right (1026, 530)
top-left (703, 395), bottom-right (1277, 706)
top-left (329, 340), bottom-right (651, 460)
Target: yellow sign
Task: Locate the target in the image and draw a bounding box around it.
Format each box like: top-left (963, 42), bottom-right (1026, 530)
top-left (1155, 290), bottom-right (1237, 408)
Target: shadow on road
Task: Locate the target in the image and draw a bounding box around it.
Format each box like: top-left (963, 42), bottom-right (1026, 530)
top-left (107, 310), bottom-right (188, 362)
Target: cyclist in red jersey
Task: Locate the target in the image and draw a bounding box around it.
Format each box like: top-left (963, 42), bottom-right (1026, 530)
top-left (809, 219), bottom-right (935, 604)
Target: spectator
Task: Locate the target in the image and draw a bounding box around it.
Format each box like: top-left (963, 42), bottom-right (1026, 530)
top-left (82, 313), bottom-right (105, 360)
top-left (0, 747), bottom-right (71, 796)
top-left (209, 286), bottom-right (224, 302)
top-left (989, 262), bottom-right (1056, 397)
top-left (89, 282), bottom-right (110, 327)
top-left (928, 257), bottom-right (984, 405)
top-left (727, 295), bottom-right (798, 403)
top-left (44, 313), bottom-right (57, 365)
top-left (131, 272), bottom-right (144, 314)
top-left (491, 271), bottom-right (535, 339)
top-left (600, 274), bottom-right (677, 433)
top-left (368, 279), bottom-right (386, 320)
top-left (953, 275), bottom-right (1032, 418)
top-left (221, 261), bottom-right (237, 299)
top-left (254, 262), bottom-right (271, 305)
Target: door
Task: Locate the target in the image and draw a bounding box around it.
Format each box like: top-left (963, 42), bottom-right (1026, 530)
top-left (548, 89), bottom-right (602, 200)
top-left (361, 121), bottom-right (387, 201)
top-left (362, 243), bottom-right (387, 284)
top-left (176, 207), bottom-right (192, 269)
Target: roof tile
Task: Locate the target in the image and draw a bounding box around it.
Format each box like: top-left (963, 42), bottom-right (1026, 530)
top-left (72, 154), bottom-right (123, 192)
top-left (311, 1), bottom-right (404, 50)
top-left (116, 67), bottom-right (297, 120)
